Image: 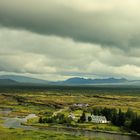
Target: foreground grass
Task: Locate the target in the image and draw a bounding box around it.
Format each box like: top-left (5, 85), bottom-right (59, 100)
top-left (0, 126), bottom-right (111, 140)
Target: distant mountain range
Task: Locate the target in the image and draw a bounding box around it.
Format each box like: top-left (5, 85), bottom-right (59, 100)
top-left (0, 75), bottom-right (49, 85)
top-left (0, 75), bottom-right (139, 86)
top-left (0, 79), bottom-right (18, 86)
top-left (57, 77), bottom-right (128, 85)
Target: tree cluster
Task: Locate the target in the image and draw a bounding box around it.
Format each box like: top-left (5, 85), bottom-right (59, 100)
top-left (91, 107), bottom-right (140, 133)
top-left (39, 113), bottom-right (72, 125)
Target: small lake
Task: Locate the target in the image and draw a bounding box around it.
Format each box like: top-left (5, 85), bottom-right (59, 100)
top-left (0, 109), bottom-right (140, 140)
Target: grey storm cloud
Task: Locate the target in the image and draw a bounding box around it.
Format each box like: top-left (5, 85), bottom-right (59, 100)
top-left (0, 0), bottom-right (140, 48)
top-left (0, 27), bottom-right (140, 80)
top-left (0, 0), bottom-right (140, 80)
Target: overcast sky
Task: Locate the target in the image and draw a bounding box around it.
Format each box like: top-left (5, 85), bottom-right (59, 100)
top-left (0, 0), bottom-right (140, 80)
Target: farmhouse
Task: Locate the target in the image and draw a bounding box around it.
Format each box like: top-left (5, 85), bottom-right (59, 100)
top-left (86, 114), bottom-right (108, 123)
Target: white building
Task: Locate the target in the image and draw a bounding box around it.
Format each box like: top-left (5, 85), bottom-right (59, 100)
top-left (86, 114), bottom-right (108, 123)
top-left (68, 113), bottom-right (75, 120)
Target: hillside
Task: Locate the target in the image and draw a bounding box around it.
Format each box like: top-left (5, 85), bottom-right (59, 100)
top-left (0, 75), bottom-right (49, 84)
top-left (0, 79), bottom-right (18, 86)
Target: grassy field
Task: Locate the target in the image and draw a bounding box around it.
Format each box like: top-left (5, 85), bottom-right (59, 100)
top-left (1, 86), bottom-right (140, 114)
top-left (0, 126), bottom-right (102, 140)
top-left (0, 85), bottom-right (140, 139)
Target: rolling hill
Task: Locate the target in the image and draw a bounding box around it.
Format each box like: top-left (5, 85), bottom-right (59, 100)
top-left (0, 75), bottom-right (49, 85)
top-left (0, 79), bottom-right (19, 86)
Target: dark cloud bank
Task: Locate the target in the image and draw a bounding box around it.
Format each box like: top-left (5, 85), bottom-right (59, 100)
top-left (0, 0), bottom-right (140, 80)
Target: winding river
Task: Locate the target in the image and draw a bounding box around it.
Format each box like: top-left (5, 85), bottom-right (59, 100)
top-left (0, 109), bottom-right (140, 140)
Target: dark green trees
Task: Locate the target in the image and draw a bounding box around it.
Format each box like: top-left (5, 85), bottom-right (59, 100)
top-left (131, 117), bottom-right (140, 133)
top-left (78, 111), bottom-right (86, 123)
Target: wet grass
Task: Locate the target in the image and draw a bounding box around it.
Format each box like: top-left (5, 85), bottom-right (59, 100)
top-left (0, 126), bottom-right (111, 140)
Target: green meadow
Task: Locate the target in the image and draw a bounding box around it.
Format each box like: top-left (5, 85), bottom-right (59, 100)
top-left (0, 86), bottom-right (140, 140)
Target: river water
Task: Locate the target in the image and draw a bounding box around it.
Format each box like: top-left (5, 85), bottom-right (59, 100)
top-left (0, 109), bottom-right (140, 140)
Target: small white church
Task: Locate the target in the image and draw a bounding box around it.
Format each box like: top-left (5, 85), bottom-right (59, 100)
top-left (86, 114), bottom-right (108, 123)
